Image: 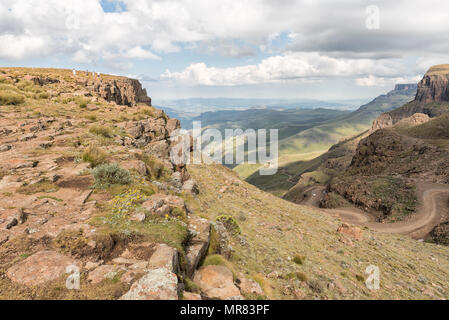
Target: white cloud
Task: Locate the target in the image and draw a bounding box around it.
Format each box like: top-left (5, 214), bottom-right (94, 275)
top-left (125, 47), bottom-right (160, 60)
top-left (356, 75), bottom-right (422, 87)
top-left (161, 52), bottom-right (406, 86)
top-left (0, 34), bottom-right (48, 60)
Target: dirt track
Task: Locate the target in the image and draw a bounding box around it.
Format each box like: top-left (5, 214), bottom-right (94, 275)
top-left (304, 183), bottom-right (449, 239)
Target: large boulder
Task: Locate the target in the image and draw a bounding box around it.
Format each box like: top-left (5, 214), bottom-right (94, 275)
top-left (193, 265), bottom-right (242, 300)
top-left (6, 251), bottom-right (79, 286)
top-left (186, 217), bottom-right (211, 277)
top-left (120, 268), bottom-right (179, 300)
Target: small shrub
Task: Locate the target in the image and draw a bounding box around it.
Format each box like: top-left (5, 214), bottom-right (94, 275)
top-left (79, 102), bottom-right (87, 109)
top-left (216, 215), bottom-right (241, 235)
top-left (91, 163), bottom-right (132, 189)
top-left (82, 146), bottom-right (107, 167)
top-left (355, 274), bottom-right (365, 282)
top-left (184, 278), bottom-right (200, 293)
top-left (207, 225), bottom-right (220, 255)
top-left (171, 207), bottom-right (187, 223)
top-left (37, 92), bottom-right (49, 99)
top-left (89, 125), bottom-right (113, 138)
top-left (139, 107), bottom-right (154, 117)
top-left (293, 254), bottom-right (306, 265)
top-left (53, 229), bottom-right (88, 256)
top-left (284, 272), bottom-right (308, 282)
top-left (0, 92), bottom-right (25, 105)
top-left (202, 254), bottom-right (236, 280)
top-left (203, 254), bottom-right (228, 267)
top-left (84, 114), bottom-right (97, 121)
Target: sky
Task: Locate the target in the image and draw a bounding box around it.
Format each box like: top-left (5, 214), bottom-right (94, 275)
top-left (1, 0), bottom-right (449, 102)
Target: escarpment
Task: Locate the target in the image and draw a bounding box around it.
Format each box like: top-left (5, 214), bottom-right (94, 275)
top-left (372, 65), bottom-right (449, 131)
top-left (89, 78), bottom-right (152, 107)
top-left (415, 64), bottom-right (449, 104)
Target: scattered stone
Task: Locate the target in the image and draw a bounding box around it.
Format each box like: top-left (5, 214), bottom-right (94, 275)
top-left (237, 278), bottom-right (264, 296)
top-left (88, 265), bottom-right (125, 284)
top-left (5, 217), bottom-right (18, 230)
top-left (15, 161), bottom-right (39, 169)
top-left (0, 233), bottom-right (9, 245)
top-left (130, 212), bottom-right (146, 222)
top-left (293, 289), bottom-right (306, 300)
top-left (84, 261), bottom-right (101, 271)
top-left (20, 133), bottom-right (37, 142)
top-left (121, 160), bottom-right (147, 176)
top-left (0, 145), bottom-right (12, 152)
top-left (337, 223), bottom-right (363, 241)
top-left (39, 141), bottom-right (54, 149)
top-left (120, 268), bottom-right (178, 300)
top-left (193, 265), bottom-right (242, 300)
top-left (170, 172), bottom-right (183, 189)
top-left (182, 179), bottom-right (199, 195)
top-left (7, 251), bottom-right (78, 286)
top-left (142, 193), bottom-right (187, 218)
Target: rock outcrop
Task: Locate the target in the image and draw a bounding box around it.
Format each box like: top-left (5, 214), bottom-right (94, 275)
top-left (89, 78), bottom-right (152, 107)
top-left (416, 64), bottom-right (449, 104)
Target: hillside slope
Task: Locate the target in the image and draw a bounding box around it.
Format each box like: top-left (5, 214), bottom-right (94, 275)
top-left (316, 65), bottom-right (449, 245)
top-left (243, 84), bottom-right (417, 196)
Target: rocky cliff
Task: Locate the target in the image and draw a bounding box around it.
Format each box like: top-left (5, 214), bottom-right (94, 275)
top-left (415, 64), bottom-right (449, 104)
top-left (372, 66), bottom-right (449, 131)
top-left (89, 78), bottom-right (152, 107)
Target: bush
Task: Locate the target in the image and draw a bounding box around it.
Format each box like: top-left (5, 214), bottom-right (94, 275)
top-left (216, 215), bottom-right (241, 235)
top-left (91, 163), bottom-right (132, 189)
top-left (37, 92), bottom-right (49, 99)
top-left (0, 92), bottom-right (25, 105)
top-left (89, 125), bottom-right (113, 138)
top-left (82, 145), bottom-right (107, 167)
top-left (293, 254), bottom-right (306, 265)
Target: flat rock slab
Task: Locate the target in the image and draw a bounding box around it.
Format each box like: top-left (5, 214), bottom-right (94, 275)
top-left (88, 265), bottom-right (125, 284)
top-left (120, 268), bottom-right (178, 300)
top-left (148, 244), bottom-right (179, 273)
top-left (6, 250), bottom-right (79, 286)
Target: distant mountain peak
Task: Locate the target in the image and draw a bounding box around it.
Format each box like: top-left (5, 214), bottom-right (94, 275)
top-left (394, 83), bottom-right (418, 91)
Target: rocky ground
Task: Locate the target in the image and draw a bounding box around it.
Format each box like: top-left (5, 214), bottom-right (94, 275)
top-left (0, 68), bottom-right (449, 300)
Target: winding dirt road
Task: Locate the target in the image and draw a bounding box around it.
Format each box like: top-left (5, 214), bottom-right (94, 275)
top-left (303, 182), bottom-right (449, 239)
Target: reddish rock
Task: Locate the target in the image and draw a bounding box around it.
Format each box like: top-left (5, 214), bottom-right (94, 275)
top-left (121, 160), bottom-right (147, 176)
top-left (148, 244), bottom-right (179, 273)
top-left (237, 278), bottom-right (264, 296)
top-left (6, 251), bottom-right (79, 286)
top-left (337, 223), bottom-right (363, 241)
top-left (193, 265), bottom-right (242, 300)
top-left (186, 217), bottom-right (211, 277)
top-left (183, 292), bottom-right (202, 300)
top-left (142, 193), bottom-right (187, 218)
top-left (88, 265), bottom-right (125, 284)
